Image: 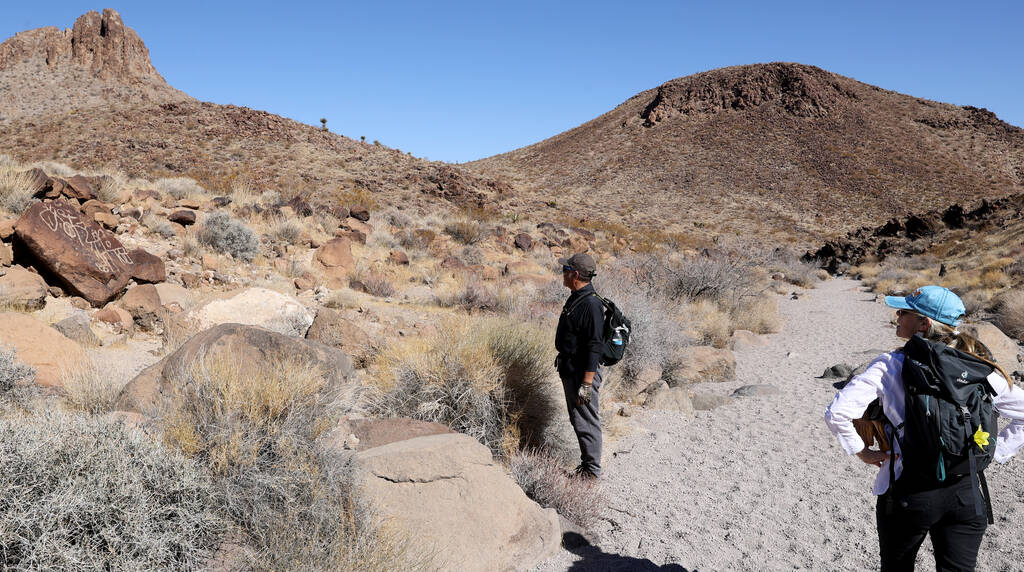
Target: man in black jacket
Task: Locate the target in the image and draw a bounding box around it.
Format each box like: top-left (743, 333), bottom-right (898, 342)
top-left (555, 253), bottom-right (605, 479)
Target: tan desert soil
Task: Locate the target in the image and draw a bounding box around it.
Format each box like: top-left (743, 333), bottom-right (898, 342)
top-left (533, 277), bottom-right (1024, 571)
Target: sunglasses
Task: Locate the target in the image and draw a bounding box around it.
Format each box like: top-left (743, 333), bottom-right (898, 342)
top-left (562, 265), bottom-right (575, 273)
top-left (895, 309), bottom-right (917, 317)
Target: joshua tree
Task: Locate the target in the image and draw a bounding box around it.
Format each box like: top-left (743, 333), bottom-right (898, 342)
top-left (360, 135), bottom-right (366, 142)
top-left (320, 118), bottom-right (327, 131)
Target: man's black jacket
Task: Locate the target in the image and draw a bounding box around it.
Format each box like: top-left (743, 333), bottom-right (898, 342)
top-left (555, 283), bottom-right (605, 378)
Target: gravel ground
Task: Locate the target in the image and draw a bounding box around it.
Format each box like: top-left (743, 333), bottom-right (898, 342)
top-left (532, 277), bottom-right (1024, 571)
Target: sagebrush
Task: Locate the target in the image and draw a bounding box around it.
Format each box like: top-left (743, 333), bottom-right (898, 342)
top-left (198, 212), bottom-right (260, 262)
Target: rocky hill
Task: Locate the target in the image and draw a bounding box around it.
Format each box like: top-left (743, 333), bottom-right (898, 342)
top-left (0, 9), bottom-right (508, 214)
top-left (470, 63), bottom-right (1024, 245)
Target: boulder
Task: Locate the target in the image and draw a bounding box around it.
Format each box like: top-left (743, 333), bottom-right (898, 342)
top-left (349, 205), bottom-right (370, 221)
top-left (349, 433), bottom-right (560, 571)
top-left (0, 312), bottom-right (88, 388)
top-left (513, 233), bottom-right (533, 251)
top-left (53, 313), bottom-right (101, 347)
top-left (153, 283), bottom-right (192, 309)
top-left (972, 322), bottom-right (1022, 374)
top-left (305, 307), bottom-right (373, 361)
top-left (189, 287), bottom-right (314, 337)
top-left (80, 199), bottom-right (111, 220)
top-left (94, 304), bottom-right (134, 333)
top-left (669, 346), bottom-right (736, 385)
top-left (0, 242), bottom-right (12, 266)
top-left (128, 248), bottom-right (166, 283)
top-left (644, 386), bottom-right (695, 414)
top-left (313, 237), bottom-right (355, 288)
top-left (115, 323), bottom-right (353, 413)
top-left (343, 217), bottom-right (373, 237)
top-left (168, 210), bottom-right (197, 226)
top-left (327, 417), bottom-right (453, 452)
top-left (13, 200), bottom-right (151, 305)
top-left (0, 219), bottom-right (15, 239)
top-left (120, 284), bottom-right (163, 329)
top-left (63, 175), bottom-right (96, 201)
top-left (732, 384), bottom-right (780, 397)
top-left (0, 265), bottom-right (48, 310)
top-left (93, 212), bottom-right (119, 230)
top-left (388, 249), bottom-right (409, 265)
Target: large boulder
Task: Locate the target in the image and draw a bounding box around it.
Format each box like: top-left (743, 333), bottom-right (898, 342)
top-left (0, 265), bottom-right (48, 310)
top-left (349, 433), bottom-right (561, 571)
top-left (13, 200), bottom-right (159, 305)
top-left (305, 307), bottom-right (372, 361)
top-left (327, 417), bottom-right (454, 452)
top-left (313, 237), bottom-right (355, 287)
top-left (115, 323), bottom-right (353, 413)
top-left (972, 322), bottom-right (1022, 375)
top-left (188, 288), bottom-right (314, 337)
top-left (0, 312), bottom-right (88, 388)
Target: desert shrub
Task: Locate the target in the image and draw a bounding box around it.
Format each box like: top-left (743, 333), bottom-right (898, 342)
top-left (996, 290), bottom-right (1024, 339)
top-left (379, 207), bottom-right (412, 229)
top-left (368, 229), bottom-right (399, 249)
top-left (0, 410), bottom-right (223, 570)
top-left (324, 289), bottom-right (360, 309)
top-left (155, 176), bottom-right (206, 199)
top-left (95, 171), bottom-right (128, 204)
top-left (0, 167), bottom-right (38, 214)
top-left (536, 275), bottom-right (567, 305)
top-left (598, 260), bottom-right (692, 389)
top-left (495, 282), bottom-right (536, 316)
top-left (143, 213), bottom-right (177, 239)
top-left (444, 219), bottom-right (485, 245)
top-left (686, 299), bottom-right (732, 348)
top-left (0, 154), bottom-right (15, 168)
top-left (666, 253), bottom-right (765, 309)
top-left (357, 272), bottom-right (397, 298)
top-left (368, 318), bottom-right (560, 459)
top-left (182, 231), bottom-right (202, 258)
top-left (0, 344), bottom-right (35, 393)
top-left (60, 363), bottom-right (127, 415)
top-left (459, 245), bottom-right (485, 266)
top-left (510, 449), bottom-right (606, 528)
top-left (271, 218), bottom-right (304, 245)
top-left (31, 160), bottom-right (74, 177)
top-left (161, 355), bottom-right (403, 570)
top-left (199, 212), bottom-right (260, 262)
top-left (771, 256), bottom-right (824, 288)
top-left (435, 283), bottom-right (499, 312)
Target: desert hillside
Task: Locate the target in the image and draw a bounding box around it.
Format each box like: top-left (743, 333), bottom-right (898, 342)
top-left (0, 9), bottom-right (510, 216)
top-left (470, 63), bottom-right (1024, 244)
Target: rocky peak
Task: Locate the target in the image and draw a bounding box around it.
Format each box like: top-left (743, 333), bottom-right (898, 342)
top-left (640, 62), bottom-right (858, 126)
top-left (0, 8), bottom-right (164, 83)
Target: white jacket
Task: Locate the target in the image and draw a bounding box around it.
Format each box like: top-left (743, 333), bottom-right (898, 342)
top-left (825, 350), bottom-right (1024, 495)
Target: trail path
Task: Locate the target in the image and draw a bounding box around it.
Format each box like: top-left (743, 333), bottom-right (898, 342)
top-left (533, 278), bottom-right (1024, 571)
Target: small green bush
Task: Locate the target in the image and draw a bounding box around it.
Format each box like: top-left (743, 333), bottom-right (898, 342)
top-left (0, 410), bottom-right (223, 570)
top-left (198, 212), bottom-right (260, 262)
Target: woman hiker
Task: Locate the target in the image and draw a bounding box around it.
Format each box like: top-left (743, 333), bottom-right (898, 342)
top-left (825, 285), bottom-right (1024, 571)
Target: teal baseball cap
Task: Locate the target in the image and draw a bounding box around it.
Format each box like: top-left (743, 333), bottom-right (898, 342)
top-left (885, 285), bottom-right (965, 327)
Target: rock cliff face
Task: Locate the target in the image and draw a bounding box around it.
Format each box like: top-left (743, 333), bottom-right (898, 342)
top-left (0, 9), bottom-right (189, 120)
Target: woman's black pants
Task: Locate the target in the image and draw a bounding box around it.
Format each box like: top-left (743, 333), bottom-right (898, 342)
top-left (876, 477), bottom-right (988, 571)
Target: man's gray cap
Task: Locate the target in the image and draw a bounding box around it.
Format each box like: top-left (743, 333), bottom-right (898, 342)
top-left (559, 253), bottom-right (597, 278)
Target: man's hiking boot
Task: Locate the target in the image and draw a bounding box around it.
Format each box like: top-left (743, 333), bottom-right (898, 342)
top-left (569, 464), bottom-right (599, 481)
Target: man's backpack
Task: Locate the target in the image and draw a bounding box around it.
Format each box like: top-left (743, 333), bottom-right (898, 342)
top-left (891, 333), bottom-right (998, 523)
top-left (565, 292), bottom-right (632, 367)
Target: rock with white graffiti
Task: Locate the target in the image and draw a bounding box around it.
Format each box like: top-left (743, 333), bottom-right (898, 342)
top-left (13, 199), bottom-right (160, 306)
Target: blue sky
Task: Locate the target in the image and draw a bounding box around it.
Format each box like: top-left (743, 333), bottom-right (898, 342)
top-left (3, 1), bottom-right (1022, 163)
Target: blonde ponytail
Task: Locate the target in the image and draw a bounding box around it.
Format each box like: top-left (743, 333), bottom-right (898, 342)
top-left (924, 320), bottom-right (1014, 388)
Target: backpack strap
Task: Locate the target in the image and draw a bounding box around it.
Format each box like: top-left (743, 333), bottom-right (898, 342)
top-left (563, 292), bottom-right (597, 316)
top-left (963, 405), bottom-right (995, 524)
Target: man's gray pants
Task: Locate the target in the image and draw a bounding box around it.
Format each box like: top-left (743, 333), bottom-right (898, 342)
top-left (560, 368), bottom-right (602, 477)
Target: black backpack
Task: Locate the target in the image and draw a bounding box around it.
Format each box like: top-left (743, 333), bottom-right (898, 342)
top-left (890, 334), bottom-right (998, 523)
top-left (566, 292), bottom-right (632, 367)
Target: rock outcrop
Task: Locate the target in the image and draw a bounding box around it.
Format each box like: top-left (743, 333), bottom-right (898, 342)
top-left (188, 288), bottom-right (314, 337)
top-left (348, 433), bottom-right (561, 571)
top-left (0, 312), bottom-right (88, 388)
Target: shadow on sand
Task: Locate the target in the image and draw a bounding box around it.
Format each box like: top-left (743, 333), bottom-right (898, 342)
top-left (561, 532), bottom-right (693, 572)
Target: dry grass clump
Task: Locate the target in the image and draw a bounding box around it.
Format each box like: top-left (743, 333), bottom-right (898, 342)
top-left (435, 282), bottom-right (499, 312)
top-left (198, 212), bottom-right (260, 262)
top-left (0, 166), bottom-right (39, 214)
top-left (155, 176), bottom-right (206, 199)
top-left (995, 290), bottom-right (1024, 339)
top-left (355, 272), bottom-right (397, 298)
top-left (769, 254), bottom-right (827, 288)
top-left (60, 362), bottom-right (127, 415)
top-left (730, 295), bottom-right (783, 334)
top-left (444, 219), bottom-right (486, 245)
top-left (143, 213), bottom-right (177, 239)
top-left (160, 355), bottom-right (406, 570)
top-left (509, 449), bottom-right (606, 528)
top-left (271, 217), bottom-right (304, 245)
top-left (368, 318), bottom-right (560, 459)
top-left (0, 409), bottom-right (224, 570)
top-left (0, 344), bottom-right (35, 393)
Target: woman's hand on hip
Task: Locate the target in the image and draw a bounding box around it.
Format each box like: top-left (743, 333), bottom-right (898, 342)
top-left (856, 448), bottom-right (889, 467)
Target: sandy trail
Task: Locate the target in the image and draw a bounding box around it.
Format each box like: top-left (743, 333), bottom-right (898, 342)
top-left (533, 277), bottom-right (1024, 571)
